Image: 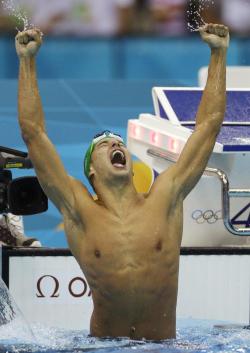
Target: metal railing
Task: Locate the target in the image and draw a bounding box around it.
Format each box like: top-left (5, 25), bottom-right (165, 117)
top-left (147, 148), bottom-right (250, 236)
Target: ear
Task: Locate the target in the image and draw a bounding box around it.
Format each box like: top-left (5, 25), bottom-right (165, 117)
top-left (89, 164), bottom-right (95, 179)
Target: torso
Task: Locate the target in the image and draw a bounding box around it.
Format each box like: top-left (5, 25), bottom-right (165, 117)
top-left (63, 181), bottom-right (183, 340)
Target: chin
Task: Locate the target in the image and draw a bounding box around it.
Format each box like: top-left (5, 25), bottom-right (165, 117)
top-left (111, 166), bottom-right (131, 180)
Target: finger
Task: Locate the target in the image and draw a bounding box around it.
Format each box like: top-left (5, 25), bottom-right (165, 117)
top-left (32, 27), bottom-right (42, 35)
top-left (223, 28), bottom-right (228, 36)
top-left (17, 29), bottom-right (42, 44)
top-left (216, 28), bottom-right (223, 37)
top-left (211, 24), bottom-right (221, 36)
top-left (219, 27), bottom-right (228, 37)
top-left (15, 31), bottom-right (29, 44)
top-left (22, 34), bottom-right (29, 45)
top-left (222, 26), bottom-right (229, 36)
top-left (199, 30), bottom-right (211, 43)
top-left (199, 24), bottom-right (208, 34)
top-left (18, 35), bottom-right (25, 45)
top-left (15, 31), bottom-right (22, 41)
top-left (217, 25), bottom-right (225, 36)
top-left (16, 33), bottom-right (33, 45)
top-left (207, 24), bottom-right (214, 34)
top-left (212, 24), bottom-right (219, 35)
top-left (25, 29), bottom-right (42, 42)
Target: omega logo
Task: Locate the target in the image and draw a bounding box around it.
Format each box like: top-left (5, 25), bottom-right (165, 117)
top-left (36, 275), bottom-right (92, 298)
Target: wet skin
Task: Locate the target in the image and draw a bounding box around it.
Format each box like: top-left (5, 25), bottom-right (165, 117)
top-left (16, 24), bottom-right (229, 340)
top-left (63, 140), bottom-right (183, 339)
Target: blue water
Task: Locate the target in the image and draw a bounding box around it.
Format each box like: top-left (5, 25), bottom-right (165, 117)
top-left (0, 319), bottom-right (249, 353)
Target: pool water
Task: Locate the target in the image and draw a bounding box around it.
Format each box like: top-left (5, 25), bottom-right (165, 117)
top-left (0, 319), bottom-right (249, 353)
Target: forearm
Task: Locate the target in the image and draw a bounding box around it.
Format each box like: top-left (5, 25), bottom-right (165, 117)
top-left (196, 48), bottom-right (227, 127)
top-left (18, 57), bottom-right (46, 140)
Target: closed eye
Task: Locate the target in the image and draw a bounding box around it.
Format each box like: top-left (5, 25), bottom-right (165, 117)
top-left (97, 141), bottom-right (108, 148)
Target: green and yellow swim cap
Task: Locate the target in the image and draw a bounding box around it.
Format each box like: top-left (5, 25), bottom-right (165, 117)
top-left (84, 130), bottom-right (124, 179)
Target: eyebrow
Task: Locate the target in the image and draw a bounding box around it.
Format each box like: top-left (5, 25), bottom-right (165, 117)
top-left (96, 139), bottom-right (109, 147)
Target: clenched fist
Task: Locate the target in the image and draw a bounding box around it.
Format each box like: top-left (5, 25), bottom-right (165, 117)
top-left (200, 24), bottom-right (229, 49)
top-left (15, 29), bottom-right (43, 58)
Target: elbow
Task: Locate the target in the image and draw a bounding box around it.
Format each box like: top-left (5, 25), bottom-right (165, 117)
top-left (19, 120), bottom-right (43, 144)
top-left (196, 112), bottom-right (224, 134)
top-left (210, 112), bottom-right (225, 135)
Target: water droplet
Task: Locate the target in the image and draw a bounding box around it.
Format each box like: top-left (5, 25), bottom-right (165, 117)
top-left (2, 0), bottom-right (33, 31)
top-left (187, 0), bottom-right (213, 32)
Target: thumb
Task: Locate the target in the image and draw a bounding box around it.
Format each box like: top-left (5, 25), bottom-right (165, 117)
top-left (200, 31), bottom-right (210, 42)
top-left (199, 24), bottom-right (208, 34)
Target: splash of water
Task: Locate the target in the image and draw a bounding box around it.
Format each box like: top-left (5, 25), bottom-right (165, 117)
top-left (187, 0), bottom-right (215, 32)
top-left (1, 319), bottom-right (250, 353)
top-left (0, 278), bottom-right (16, 326)
top-left (1, 0), bottom-right (32, 31)
top-left (0, 277), bottom-right (35, 343)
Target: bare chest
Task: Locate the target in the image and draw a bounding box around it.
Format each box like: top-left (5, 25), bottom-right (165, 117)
top-left (69, 206), bottom-right (180, 280)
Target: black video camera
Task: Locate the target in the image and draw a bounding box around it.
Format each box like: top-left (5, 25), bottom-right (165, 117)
top-left (0, 146), bottom-right (48, 215)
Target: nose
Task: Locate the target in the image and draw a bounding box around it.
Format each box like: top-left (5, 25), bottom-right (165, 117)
top-left (111, 141), bottom-right (120, 148)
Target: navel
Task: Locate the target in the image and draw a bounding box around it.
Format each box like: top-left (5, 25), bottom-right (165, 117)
top-left (94, 249), bottom-right (101, 258)
top-left (130, 326), bottom-right (136, 335)
top-left (156, 240), bottom-right (162, 251)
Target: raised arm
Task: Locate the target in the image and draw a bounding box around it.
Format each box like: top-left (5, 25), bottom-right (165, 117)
top-left (154, 24), bottom-right (229, 202)
top-left (16, 29), bottom-right (86, 220)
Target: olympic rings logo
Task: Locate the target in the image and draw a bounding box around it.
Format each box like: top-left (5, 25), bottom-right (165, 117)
top-left (192, 210), bottom-right (222, 224)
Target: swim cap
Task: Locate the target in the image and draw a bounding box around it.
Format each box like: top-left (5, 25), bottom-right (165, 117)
top-left (84, 130), bottom-right (124, 180)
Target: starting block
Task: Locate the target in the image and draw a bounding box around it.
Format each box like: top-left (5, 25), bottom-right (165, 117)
top-left (127, 88), bottom-right (250, 247)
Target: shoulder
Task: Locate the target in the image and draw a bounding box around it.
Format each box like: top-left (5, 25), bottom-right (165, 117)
top-left (63, 176), bottom-right (96, 218)
top-left (147, 167), bottom-right (180, 204)
top-left (150, 167), bottom-right (175, 192)
top-left (70, 176), bottom-right (92, 197)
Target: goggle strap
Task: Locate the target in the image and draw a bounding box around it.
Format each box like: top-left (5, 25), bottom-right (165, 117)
top-left (93, 133), bottom-right (124, 145)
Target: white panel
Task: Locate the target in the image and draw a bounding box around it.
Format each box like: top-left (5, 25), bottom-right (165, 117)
top-left (177, 255), bottom-right (250, 324)
top-left (199, 66), bottom-right (250, 88)
top-left (9, 256), bottom-right (93, 330)
top-left (8, 254), bottom-right (250, 330)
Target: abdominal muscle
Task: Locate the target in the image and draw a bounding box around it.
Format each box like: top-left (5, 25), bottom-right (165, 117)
top-left (64, 196), bottom-right (182, 340)
top-left (87, 257), bottom-right (179, 340)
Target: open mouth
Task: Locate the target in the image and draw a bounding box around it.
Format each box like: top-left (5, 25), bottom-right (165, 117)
top-left (110, 150), bottom-right (126, 168)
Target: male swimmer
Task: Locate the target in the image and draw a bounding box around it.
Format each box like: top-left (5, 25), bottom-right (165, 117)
top-left (15, 23), bottom-right (229, 340)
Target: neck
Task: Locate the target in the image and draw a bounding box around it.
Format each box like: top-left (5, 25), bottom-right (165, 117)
top-left (94, 178), bottom-right (140, 217)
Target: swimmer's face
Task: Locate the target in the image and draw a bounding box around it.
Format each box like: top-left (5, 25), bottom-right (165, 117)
top-left (89, 138), bottom-right (132, 183)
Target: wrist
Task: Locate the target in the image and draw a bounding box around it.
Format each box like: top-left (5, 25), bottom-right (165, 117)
top-left (19, 56), bottom-right (36, 65)
top-left (211, 47), bottom-right (228, 55)
top-left (19, 56), bottom-right (36, 76)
